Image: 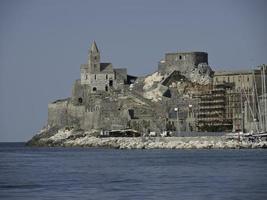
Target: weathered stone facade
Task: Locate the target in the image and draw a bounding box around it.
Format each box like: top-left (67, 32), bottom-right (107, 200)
top-left (80, 41), bottom-right (127, 92)
top-left (158, 51), bottom-right (212, 85)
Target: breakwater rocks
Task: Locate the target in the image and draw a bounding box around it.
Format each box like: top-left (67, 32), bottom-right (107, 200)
top-left (27, 130), bottom-right (267, 149)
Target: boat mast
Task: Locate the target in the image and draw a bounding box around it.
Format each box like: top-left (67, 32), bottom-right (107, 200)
top-left (264, 65), bottom-right (267, 132)
top-left (253, 70), bottom-right (262, 132)
top-left (240, 91), bottom-right (244, 133)
top-left (240, 73), bottom-right (258, 133)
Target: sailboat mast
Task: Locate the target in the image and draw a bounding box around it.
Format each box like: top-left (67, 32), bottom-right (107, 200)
top-left (261, 67), bottom-right (265, 132)
top-left (264, 65), bottom-right (267, 132)
top-left (253, 71), bottom-right (262, 132)
top-left (240, 91), bottom-right (244, 133)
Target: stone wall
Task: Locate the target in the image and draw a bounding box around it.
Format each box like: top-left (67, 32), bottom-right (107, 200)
top-left (48, 100), bottom-right (68, 128)
top-left (158, 52), bottom-right (208, 75)
top-left (89, 73), bottom-right (116, 92)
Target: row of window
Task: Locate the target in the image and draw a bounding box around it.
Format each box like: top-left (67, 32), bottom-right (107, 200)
top-left (215, 75), bottom-right (250, 83)
top-left (85, 74), bottom-right (113, 80)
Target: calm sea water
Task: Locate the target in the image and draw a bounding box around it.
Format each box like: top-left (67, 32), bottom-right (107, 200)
top-left (0, 143), bottom-right (266, 200)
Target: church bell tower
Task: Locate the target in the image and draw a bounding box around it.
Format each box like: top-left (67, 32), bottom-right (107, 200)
top-left (88, 41), bottom-right (100, 73)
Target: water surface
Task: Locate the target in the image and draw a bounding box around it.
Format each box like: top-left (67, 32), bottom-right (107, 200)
top-left (0, 143), bottom-right (266, 199)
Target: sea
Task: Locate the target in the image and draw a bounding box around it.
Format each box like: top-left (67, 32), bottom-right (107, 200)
top-left (0, 143), bottom-right (266, 200)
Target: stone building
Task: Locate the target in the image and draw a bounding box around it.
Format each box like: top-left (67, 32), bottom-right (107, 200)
top-left (80, 41), bottom-right (127, 92)
top-left (157, 51), bottom-right (213, 85)
top-left (213, 67), bottom-right (267, 132)
top-left (158, 52), bottom-right (208, 74)
top-left (213, 69), bottom-right (263, 94)
top-left (40, 41), bottom-right (267, 136)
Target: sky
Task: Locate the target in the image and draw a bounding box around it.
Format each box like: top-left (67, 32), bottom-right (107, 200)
top-left (0, 0), bottom-right (266, 142)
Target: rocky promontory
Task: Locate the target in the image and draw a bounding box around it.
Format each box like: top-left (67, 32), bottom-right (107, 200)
top-left (27, 128), bottom-right (267, 149)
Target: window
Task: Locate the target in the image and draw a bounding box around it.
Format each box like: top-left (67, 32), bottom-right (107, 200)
top-left (78, 97), bottom-right (83, 104)
top-left (85, 74), bottom-right (88, 80)
top-left (179, 55), bottom-right (182, 60)
top-left (109, 80), bottom-right (113, 87)
top-left (93, 87), bottom-right (97, 91)
top-left (105, 85), bottom-right (108, 91)
top-left (94, 74), bottom-right (96, 80)
top-left (106, 74), bottom-right (108, 80)
top-left (247, 76), bottom-right (249, 82)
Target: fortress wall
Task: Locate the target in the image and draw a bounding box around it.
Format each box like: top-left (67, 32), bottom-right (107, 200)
top-left (83, 111), bottom-right (100, 130)
top-left (165, 52), bottom-right (208, 66)
top-left (159, 52), bottom-right (208, 74)
top-left (48, 101), bottom-right (68, 128)
top-left (67, 104), bottom-right (85, 123)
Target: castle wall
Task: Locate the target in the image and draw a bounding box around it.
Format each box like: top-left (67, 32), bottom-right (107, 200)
top-left (83, 110), bottom-right (101, 130)
top-left (48, 100), bottom-right (68, 128)
top-left (66, 104), bottom-right (85, 127)
top-left (158, 52), bottom-right (208, 75)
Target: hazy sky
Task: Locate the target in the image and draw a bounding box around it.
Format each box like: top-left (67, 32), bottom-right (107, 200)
top-left (0, 0), bottom-right (266, 142)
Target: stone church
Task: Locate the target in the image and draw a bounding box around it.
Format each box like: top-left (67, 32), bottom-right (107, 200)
top-left (80, 41), bottom-right (127, 92)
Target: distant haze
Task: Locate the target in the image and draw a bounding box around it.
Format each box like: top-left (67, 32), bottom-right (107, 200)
top-left (0, 0), bottom-right (266, 142)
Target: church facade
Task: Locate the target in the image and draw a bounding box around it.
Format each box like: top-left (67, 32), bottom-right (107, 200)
top-left (80, 41), bottom-right (127, 92)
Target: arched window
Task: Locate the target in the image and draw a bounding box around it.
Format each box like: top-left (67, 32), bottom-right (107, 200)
top-left (105, 85), bottom-right (108, 91)
top-left (93, 87), bottom-right (97, 92)
top-left (106, 74), bottom-right (108, 80)
top-left (94, 74), bottom-right (97, 80)
top-left (78, 97), bottom-right (83, 104)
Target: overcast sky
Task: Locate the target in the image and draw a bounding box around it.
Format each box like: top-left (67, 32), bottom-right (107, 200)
top-left (0, 0), bottom-right (266, 142)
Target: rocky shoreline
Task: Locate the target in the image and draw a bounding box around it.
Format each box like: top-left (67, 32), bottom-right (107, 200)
top-left (26, 129), bottom-right (267, 149)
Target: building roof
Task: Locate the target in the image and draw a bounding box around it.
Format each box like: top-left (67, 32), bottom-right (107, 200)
top-left (166, 52), bottom-right (208, 55)
top-left (100, 63), bottom-right (113, 73)
top-left (214, 70), bottom-right (255, 76)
